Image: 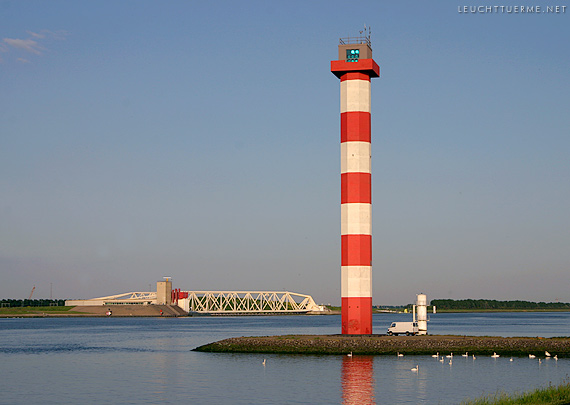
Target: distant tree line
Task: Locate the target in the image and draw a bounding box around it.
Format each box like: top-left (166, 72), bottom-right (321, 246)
top-left (373, 305), bottom-right (405, 309)
top-left (430, 299), bottom-right (570, 310)
top-left (1, 299), bottom-right (66, 307)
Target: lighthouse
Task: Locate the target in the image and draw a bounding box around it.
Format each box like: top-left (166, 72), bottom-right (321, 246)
top-left (331, 31), bottom-right (379, 334)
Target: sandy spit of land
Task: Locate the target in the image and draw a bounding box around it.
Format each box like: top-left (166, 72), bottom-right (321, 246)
top-left (194, 334), bottom-right (570, 357)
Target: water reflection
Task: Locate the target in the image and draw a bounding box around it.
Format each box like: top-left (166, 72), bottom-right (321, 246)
top-left (2, 316), bottom-right (569, 404)
top-left (342, 355), bottom-right (375, 405)
top-left (145, 336), bottom-right (185, 401)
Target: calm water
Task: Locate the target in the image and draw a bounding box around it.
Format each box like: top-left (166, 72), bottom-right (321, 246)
top-left (1, 312), bottom-right (569, 404)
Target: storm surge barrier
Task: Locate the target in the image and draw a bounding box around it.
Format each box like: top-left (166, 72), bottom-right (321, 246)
top-left (184, 291), bottom-right (324, 314)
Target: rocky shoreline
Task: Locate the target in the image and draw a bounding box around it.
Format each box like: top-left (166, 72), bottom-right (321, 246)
top-left (194, 334), bottom-right (570, 357)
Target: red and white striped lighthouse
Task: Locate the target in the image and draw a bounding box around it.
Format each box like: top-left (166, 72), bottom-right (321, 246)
top-left (331, 32), bottom-right (379, 334)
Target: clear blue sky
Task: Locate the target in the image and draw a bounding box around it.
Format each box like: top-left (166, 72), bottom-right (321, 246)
top-left (1, 1), bottom-right (568, 305)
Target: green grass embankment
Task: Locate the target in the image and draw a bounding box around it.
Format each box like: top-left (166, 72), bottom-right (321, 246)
top-left (461, 380), bottom-right (570, 404)
top-left (0, 306), bottom-right (82, 316)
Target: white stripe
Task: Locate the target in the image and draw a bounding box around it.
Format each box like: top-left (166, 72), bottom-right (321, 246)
top-left (341, 203), bottom-right (371, 235)
top-left (341, 266), bottom-right (372, 297)
top-left (340, 80), bottom-right (370, 113)
top-left (341, 142), bottom-right (371, 174)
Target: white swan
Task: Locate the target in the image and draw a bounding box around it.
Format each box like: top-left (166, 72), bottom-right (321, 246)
top-left (397, 352), bottom-right (404, 357)
top-left (462, 352), bottom-right (468, 357)
top-left (411, 365), bottom-right (419, 372)
top-left (545, 351), bottom-right (551, 357)
top-left (445, 353), bottom-right (453, 358)
top-left (472, 354), bottom-right (476, 360)
top-left (262, 359), bottom-right (266, 366)
top-left (529, 354), bottom-right (536, 359)
top-left (491, 352), bottom-right (500, 358)
top-left (510, 357), bottom-right (513, 362)
top-left (449, 358), bottom-right (453, 365)
top-left (554, 355), bottom-right (558, 361)
top-left (432, 352), bottom-right (439, 358)
top-left (347, 352), bottom-right (352, 357)
top-left (439, 357), bottom-right (444, 363)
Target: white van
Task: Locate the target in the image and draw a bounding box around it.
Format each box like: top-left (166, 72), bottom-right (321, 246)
top-left (387, 321), bottom-right (419, 336)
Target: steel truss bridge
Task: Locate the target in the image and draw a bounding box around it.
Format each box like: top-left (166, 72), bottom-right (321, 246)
top-left (184, 291), bottom-right (323, 314)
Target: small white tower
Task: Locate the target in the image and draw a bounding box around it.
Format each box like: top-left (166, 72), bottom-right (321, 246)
top-left (416, 293), bottom-right (428, 335)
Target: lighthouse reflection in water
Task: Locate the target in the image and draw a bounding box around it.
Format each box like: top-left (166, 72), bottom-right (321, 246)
top-left (342, 355), bottom-right (376, 404)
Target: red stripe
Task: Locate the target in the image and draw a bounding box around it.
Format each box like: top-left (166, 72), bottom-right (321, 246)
top-left (341, 297), bottom-right (373, 334)
top-left (331, 59), bottom-right (380, 79)
top-left (341, 112), bottom-right (371, 143)
top-left (340, 72), bottom-right (371, 82)
top-left (341, 173), bottom-right (371, 204)
top-left (341, 234), bottom-right (372, 266)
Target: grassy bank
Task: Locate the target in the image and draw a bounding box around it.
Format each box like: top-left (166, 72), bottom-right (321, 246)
top-left (194, 335), bottom-right (570, 356)
top-left (0, 306), bottom-right (81, 316)
top-left (461, 380), bottom-right (570, 404)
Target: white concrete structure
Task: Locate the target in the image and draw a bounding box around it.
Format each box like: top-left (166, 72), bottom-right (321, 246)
top-left (416, 293), bottom-right (428, 335)
top-left (156, 279), bottom-right (172, 305)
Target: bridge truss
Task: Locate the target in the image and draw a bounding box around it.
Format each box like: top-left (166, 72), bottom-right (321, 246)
top-left (95, 292), bottom-right (157, 303)
top-left (65, 292), bottom-right (157, 306)
top-left (183, 291), bottom-right (323, 314)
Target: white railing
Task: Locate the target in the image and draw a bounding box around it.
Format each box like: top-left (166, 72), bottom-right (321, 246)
top-left (66, 292), bottom-right (157, 306)
top-left (93, 292), bottom-right (157, 302)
